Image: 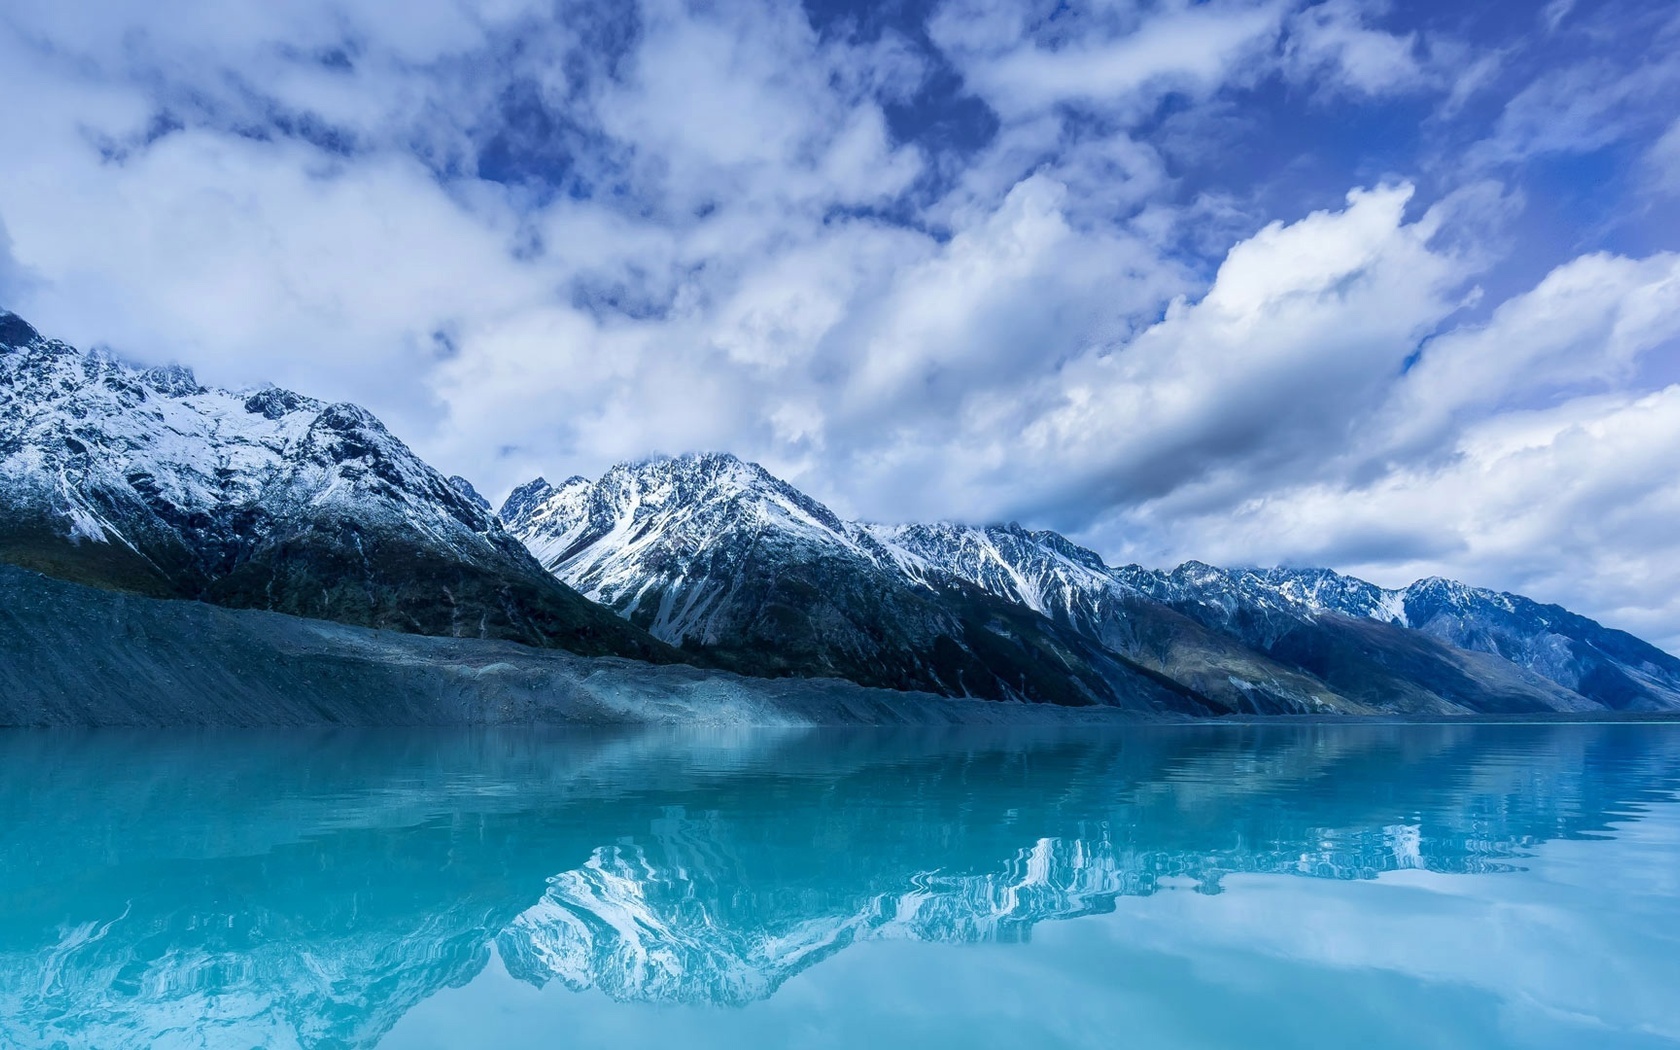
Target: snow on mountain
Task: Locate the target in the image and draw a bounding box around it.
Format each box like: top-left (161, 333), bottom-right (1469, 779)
top-left (865, 521), bottom-right (1120, 615)
top-left (501, 453), bottom-right (1208, 711)
top-left (504, 453), bottom-right (889, 643)
top-left (506, 453), bottom-right (1678, 713)
top-left (1129, 563), bottom-right (1680, 711)
top-left (878, 525), bottom-right (1678, 712)
top-left (1, 315), bottom-right (493, 559)
top-left (0, 311), bottom-right (672, 659)
top-left (447, 475), bottom-right (492, 514)
top-left (1392, 576), bottom-right (1680, 709)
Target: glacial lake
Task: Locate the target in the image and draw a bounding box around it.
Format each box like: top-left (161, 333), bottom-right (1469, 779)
top-left (2, 724), bottom-right (1678, 1049)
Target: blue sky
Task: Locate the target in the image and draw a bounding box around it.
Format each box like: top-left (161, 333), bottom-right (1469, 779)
top-left (1, 0), bottom-right (1678, 648)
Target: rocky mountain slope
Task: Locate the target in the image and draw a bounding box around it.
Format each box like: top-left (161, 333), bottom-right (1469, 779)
top-left (1115, 563), bottom-right (1680, 711)
top-left (6, 304), bottom-right (1672, 719)
top-left (507, 454), bottom-right (1680, 715)
top-left (879, 531), bottom-right (1601, 715)
top-left (0, 311), bottom-right (671, 661)
top-left (499, 455), bottom-right (1208, 713)
top-left (0, 562), bottom-right (1149, 727)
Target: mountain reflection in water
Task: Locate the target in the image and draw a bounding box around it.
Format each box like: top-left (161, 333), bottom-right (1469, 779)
top-left (1, 724), bottom-right (1677, 1049)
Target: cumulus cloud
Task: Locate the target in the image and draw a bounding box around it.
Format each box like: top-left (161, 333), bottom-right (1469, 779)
top-left (1385, 252), bottom-right (1680, 443)
top-left (1284, 0), bottom-right (1427, 96)
top-left (806, 183), bottom-right (1473, 526)
top-left (930, 0), bottom-right (1286, 121)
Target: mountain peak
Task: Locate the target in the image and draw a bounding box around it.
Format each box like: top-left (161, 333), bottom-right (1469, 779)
top-left (139, 362), bottom-right (203, 397)
top-left (0, 310), bottom-right (41, 350)
top-left (448, 476), bottom-right (492, 514)
top-left (1407, 575), bottom-right (1476, 597)
top-left (500, 477), bottom-right (555, 520)
top-left (608, 451), bottom-right (779, 495)
top-left (588, 451), bottom-right (848, 537)
top-left (0, 321), bottom-right (675, 662)
top-left (1169, 559), bottom-right (1227, 581)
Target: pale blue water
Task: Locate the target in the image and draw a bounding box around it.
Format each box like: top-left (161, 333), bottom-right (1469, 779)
top-left (2, 724), bottom-right (1678, 1049)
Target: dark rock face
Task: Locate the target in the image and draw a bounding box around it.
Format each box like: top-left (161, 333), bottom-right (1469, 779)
top-left (0, 312), bottom-right (676, 663)
top-left (447, 475), bottom-right (493, 514)
top-left (1398, 579), bottom-right (1680, 711)
top-left (0, 562), bottom-right (1166, 728)
top-left (1118, 563), bottom-right (1680, 713)
top-left (0, 310), bottom-right (40, 348)
top-left (874, 525), bottom-right (1357, 714)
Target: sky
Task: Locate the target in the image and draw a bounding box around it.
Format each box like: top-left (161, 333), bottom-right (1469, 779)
top-left (1, 0), bottom-right (1678, 650)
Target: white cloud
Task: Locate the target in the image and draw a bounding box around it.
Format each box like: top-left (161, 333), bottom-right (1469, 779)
top-left (827, 183), bottom-right (1468, 524)
top-left (1284, 0), bottom-right (1426, 97)
top-left (1541, 0), bottom-right (1577, 34)
top-left (1646, 118), bottom-right (1680, 196)
top-left (929, 0), bottom-right (1285, 121)
top-left (1385, 252), bottom-right (1680, 446)
top-left (0, 122), bottom-right (545, 436)
top-left (1477, 52), bottom-right (1680, 165)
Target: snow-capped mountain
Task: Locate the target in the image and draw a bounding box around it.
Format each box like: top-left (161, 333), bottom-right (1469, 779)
top-left (866, 523), bottom-right (1368, 713)
top-left (507, 453), bottom-right (1679, 714)
top-left (867, 526), bottom-right (1610, 714)
top-left (500, 453), bottom-right (1209, 712)
top-left (1391, 577), bottom-right (1680, 709)
top-left (503, 453), bottom-right (886, 641)
top-left (1117, 564), bottom-right (1680, 711)
top-left (8, 301), bottom-right (1669, 714)
top-left (0, 311), bottom-right (671, 661)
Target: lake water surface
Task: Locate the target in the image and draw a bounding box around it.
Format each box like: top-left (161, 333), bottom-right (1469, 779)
top-left (2, 724), bottom-right (1678, 1048)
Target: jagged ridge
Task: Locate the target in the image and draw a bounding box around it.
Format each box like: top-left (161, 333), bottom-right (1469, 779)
top-left (0, 311), bottom-right (675, 662)
top-left (506, 453), bottom-right (1680, 714)
top-left (501, 454), bottom-right (1212, 713)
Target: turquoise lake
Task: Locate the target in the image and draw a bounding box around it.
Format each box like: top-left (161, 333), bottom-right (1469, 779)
top-left (2, 724), bottom-right (1678, 1048)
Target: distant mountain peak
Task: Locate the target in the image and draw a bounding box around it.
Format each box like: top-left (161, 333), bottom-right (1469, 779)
top-left (447, 475), bottom-right (492, 514)
top-left (0, 310), bottom-right (42, 349)
top-left (596, 451), bottom-right (808, 511)
top-left (137, 362), bottom-right (203, 397)
top-left (499, 476), bottom-right (555, 520)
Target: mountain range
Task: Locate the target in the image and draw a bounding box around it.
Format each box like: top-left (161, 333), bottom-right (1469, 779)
top-left (4, 308), bottom-right (1679, 721)
top-left (502, 453), bottom-right (1680, 715)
